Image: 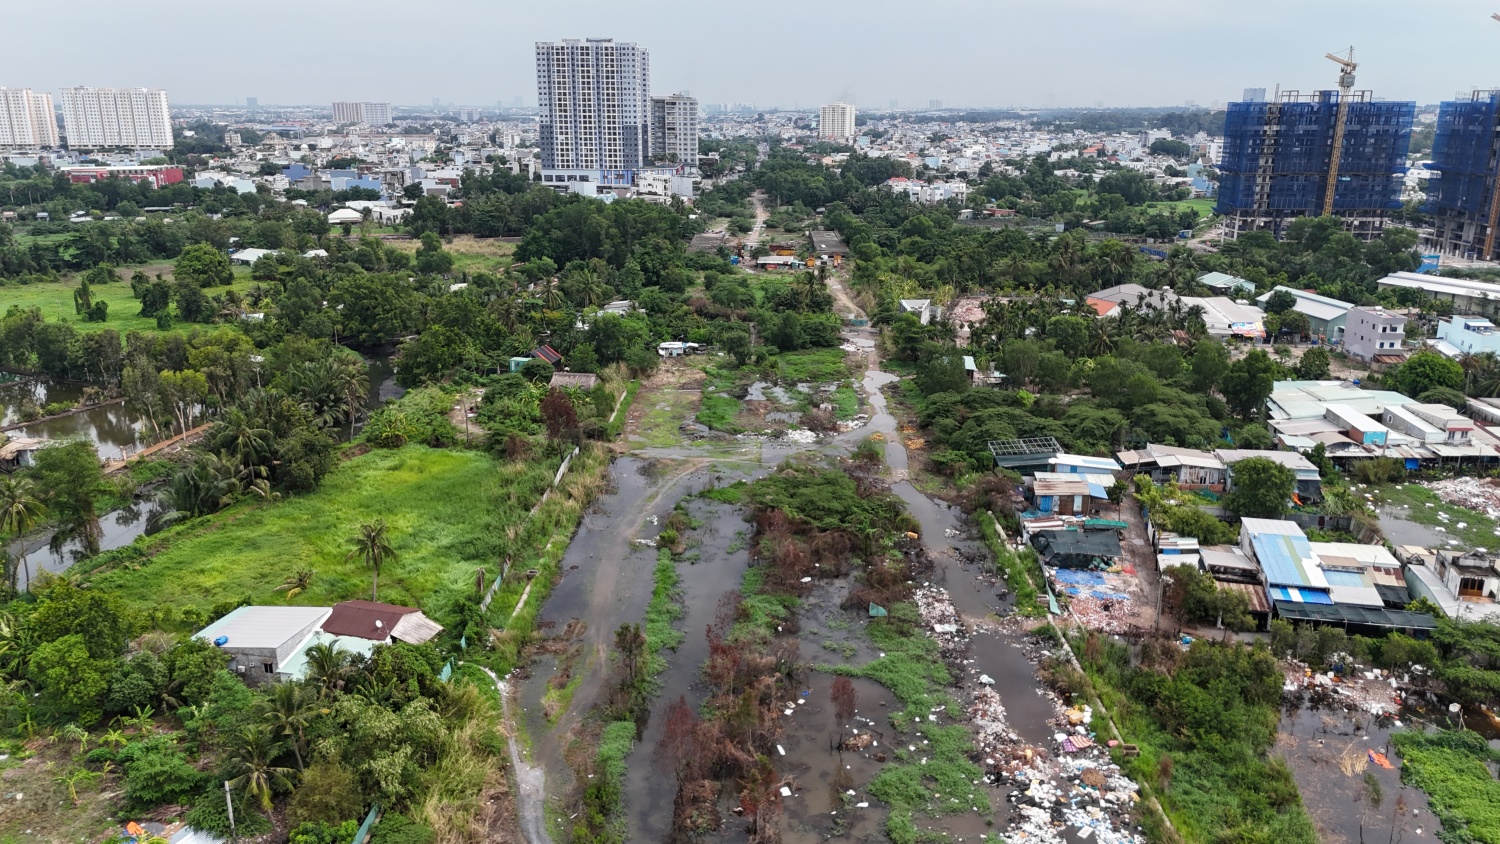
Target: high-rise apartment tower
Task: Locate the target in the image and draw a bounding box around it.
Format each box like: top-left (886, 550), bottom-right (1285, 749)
top-left (59, 87), bottom-right (171, 149)
top-left (819, 102), bottom-right (856, 141)
top-left (1216, 89), bottom-right (1413, 241)
top-left (535, 38), bottom-right (652, 187)
top-left (0, 88), bottom-right (58, 148)
top-left (650, 93), bottom-right (699, 167)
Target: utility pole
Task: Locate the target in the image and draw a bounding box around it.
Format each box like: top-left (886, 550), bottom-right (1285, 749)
top-left (224, 780), bottom-right (237, 840)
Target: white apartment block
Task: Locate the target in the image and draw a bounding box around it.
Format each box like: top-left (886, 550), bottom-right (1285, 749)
top-left (332, 102), bottom-right (393, 126)
top-left (819, 102), bottom-right (856, 141)
top-left (535, 38), bottom-right (651, 175)
top-left (59, 87), bottom-right (171, 149)
top-left (650, 93), bottom-right (698, 167)
top-left (0, 88), bottom-right (57, 148)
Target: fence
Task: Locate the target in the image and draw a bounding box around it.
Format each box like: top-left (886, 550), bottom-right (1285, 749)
top-left (479, 445), bottom-right (581, 613)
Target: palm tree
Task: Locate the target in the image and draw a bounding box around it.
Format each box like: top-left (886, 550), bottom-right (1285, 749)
top-left (259, 682), bottom-right (315, 771)
top-left (100, 728), bottom-right (128, 751)
top-left (332, 358), bottom-right (370, 440)
top-left (277, 567), bottom-right (315, 600)
top-left (302, 642), bottom-right (352, 699)
top-left (226, 726), bottom-right (295, 812)
top-left (347, 520), bottom-right (397, 602)
top-left (211, 411), bottom-right (273, 480)
top-left (0, 477), bottom-right (45, 592)
top-left (58, 723), bottom-right (88, 754)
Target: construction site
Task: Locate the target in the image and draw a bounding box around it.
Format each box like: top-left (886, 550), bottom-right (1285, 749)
top-left (1218, 50), bottom-right (1414, 242)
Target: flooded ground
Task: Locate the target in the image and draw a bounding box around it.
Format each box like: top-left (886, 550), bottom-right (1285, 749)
top-left (1375, 505), bottom-right (1462, 550)
top-left (5, 497), bottom-right (165, 588)
top-left (0, 379), bottom-right (147, 460)
top-left (1277, 699), bottom-right (1435, 844)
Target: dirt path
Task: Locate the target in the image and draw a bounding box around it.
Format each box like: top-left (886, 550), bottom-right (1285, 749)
top-left (102, 422), bottom-right (210, 474)
top-left (826, 266), bottom-right (865, 323)
top-left (745, 190), bottom-right (770, 248)
top-left (469, 663), bottom-right (550, 844)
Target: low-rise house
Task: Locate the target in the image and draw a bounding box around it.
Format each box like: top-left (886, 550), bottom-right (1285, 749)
top-left (1215, 449), bottom-right (1323, 503)
top-left (1049, 454), bottom-right (1122, 475)
top-left (1178, 296), bottom-right (1265, 341)
top-left (1343, 305), bottom-right (1407, 364)
top-left (1433, 548), bottom-right (1500, 603)
top-left (320, 600), bottom-right (443, 645)
top-left (1433, 316), bottom-right (1500, 358)
top-left (1254, 286), bottom-right (1354, 340)
top-left (1197, 271), bottom-right (1256, 297)
top-left (1116, 443), bottom-right (1225, 491)
top-left (196, 606), bottom-right (333, 687)
top-left (229, 248), bottom-right (278, 266)
top-left (0, 436), bottom-right (49, 471)
top-left (1028, 471), bottom-right (1114, 516)
top-left (1085, 283), bottom-right (1177, 318)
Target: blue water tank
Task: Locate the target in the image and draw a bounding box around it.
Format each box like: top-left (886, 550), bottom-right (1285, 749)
top-left (213, 636), bottom-right (229, 647)
top-left (729, 256), bottom-right (740, 265)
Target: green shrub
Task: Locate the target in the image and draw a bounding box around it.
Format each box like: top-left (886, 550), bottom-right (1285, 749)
top-left (371, 814), bottom-right (436, 844)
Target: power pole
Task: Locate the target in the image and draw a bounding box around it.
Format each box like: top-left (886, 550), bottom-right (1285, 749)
top-left (225, 780), bottom-right (237, 840)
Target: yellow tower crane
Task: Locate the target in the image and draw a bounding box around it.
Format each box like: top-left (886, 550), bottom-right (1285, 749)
top-left (1322, 47), bottom-right (1358, 218)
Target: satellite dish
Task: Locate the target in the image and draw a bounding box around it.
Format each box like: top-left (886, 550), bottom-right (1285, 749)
top-left (1449, 703), bottom-right (1462, 713)
top-left (375, 619), bottom-right (384, 629)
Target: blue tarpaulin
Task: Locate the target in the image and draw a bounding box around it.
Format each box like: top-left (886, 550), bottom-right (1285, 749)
top-left (1051, 569), bottom-right (1108, 588)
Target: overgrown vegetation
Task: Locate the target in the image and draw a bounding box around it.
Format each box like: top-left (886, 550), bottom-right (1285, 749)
top-left (1391, 730), bottom-right (1500, 844)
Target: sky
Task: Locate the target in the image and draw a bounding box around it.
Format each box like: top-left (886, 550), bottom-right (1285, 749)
top-left (6, 0), bottom-right (1500, 109)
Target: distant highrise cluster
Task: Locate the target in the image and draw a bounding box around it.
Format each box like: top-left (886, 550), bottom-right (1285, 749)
top-left (819, 102), bottom-right (856, 141)
top-left (0, 87), bottom-right (58, 148)
top-left (59, 87), bottom-right (172, 149)
top-left (332, 102), bottom-right (393, 126)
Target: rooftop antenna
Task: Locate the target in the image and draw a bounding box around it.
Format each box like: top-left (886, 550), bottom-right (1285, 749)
top-left (1322, 47), bottom-right (1358, 217)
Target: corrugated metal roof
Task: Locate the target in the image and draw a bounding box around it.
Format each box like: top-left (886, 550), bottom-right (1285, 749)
top-left (1274, 600), bottom-right (1437, 630)
top-left (196, 606), bottom-right (332, 650)
top-left (1271, 586), bottom-right (1335, 604)
top-left (1251, 532), bottom-right (1328, 589)
top-left (1221, 580), bottom-right (1271, 614)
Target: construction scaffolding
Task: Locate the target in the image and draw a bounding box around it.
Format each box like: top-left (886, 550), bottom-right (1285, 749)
top-left (1217, 90), bottom-right (1413, 241)
top-left (1424, 90), bottom-right (1500, 260)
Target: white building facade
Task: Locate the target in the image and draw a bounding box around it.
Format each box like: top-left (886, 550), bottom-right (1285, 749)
top-left (819, 102), bottom-right (856, 141)
top-left (650, 93), bottom-right (698, 167)
top-left (59, 87), bottom-right (171, 149)
top-left (0, 88), bottom-right (57, 148)
top-left (331, 102), bottom-right (392, 126)
top-left (535, 38), bottom-right (652, 186)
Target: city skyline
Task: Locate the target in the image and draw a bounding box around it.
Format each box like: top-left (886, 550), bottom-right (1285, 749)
top-left (8, 0), bottom-right (1500, 109)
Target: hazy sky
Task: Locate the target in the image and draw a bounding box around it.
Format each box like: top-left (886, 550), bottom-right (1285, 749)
top-left (7, 0), bottom-right (1500, 109)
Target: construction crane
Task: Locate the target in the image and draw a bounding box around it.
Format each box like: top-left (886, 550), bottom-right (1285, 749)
top-left (1322, 47), bottom-right (1358, 217)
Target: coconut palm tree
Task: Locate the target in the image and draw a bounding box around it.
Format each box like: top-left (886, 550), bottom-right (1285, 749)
top-left (302, 642), bottom-right (352, 699)
top-left (0, 477), bottom-right (45, 592)
top-left (332, 358), bottom-right (370, 440)
top-left (347, 520), bottom-right (396, 602)
top-left (226, 726), bottom-right (295, 812)
top-left (277, 567), bottom-right (315, 600)
top-left (258, 682), bottom-right (315, 771)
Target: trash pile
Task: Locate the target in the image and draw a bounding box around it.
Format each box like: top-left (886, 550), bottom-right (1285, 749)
top-left (1004, 758), bottom-right (1144, 844)
top-left (1422, 477), bottom-right (1500, 521)
top-left (914, 585), bottom-right (967, 659)
top-left (1281, 661), bottom-right (1411, 716)
top-left (1066, 595), bottom-right (1136, 634)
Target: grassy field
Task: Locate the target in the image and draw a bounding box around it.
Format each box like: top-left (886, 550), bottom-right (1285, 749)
top-left (1147, 198), bottom-right (1217, 219)
top-left (388, 235), bottom-right (518, 275)
top-left (0, 263), bottom-right (256, 334)
top-left (85, 445), bottom-right (555, 612)
top-left (1372, 482), bottom-right (1499, 551)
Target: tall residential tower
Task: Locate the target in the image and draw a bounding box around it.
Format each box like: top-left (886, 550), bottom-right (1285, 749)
top-left (0, 88), bottom-right (58, 148)
top-left (59, 87), bottom-right (171, 149)
top-left (819, 102), bottom-right (856, 141)
top-left (1424, 90), bottom-right (1500, 261)
top-left (1216, 89), bottom-right (1413, 241)
top-left (535, 38), bottom-right (652, 188)
top-left (332, 102), bottom-right (392, 126)
top-left (650, 93), bottom-right (699, 167)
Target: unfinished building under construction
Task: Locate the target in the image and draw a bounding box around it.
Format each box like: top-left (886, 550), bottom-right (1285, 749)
top-left (1424, 90), bottom-right (1500, 261)
top-left (1216, 90), bottom-right (1414, 241)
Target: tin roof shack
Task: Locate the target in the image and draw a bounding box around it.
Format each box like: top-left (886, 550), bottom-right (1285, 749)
top-left (1049, 454), bottom-right (1122, 475)
top-left (1116, 444), bottom-right (1226, 492)
top-left (1028, 472), bottom-right (1112, 516)
top-left (1240, 518), bottom-right (1332, 602)
top-left (1324, 403), bottom-right (1389, 446)
top-left (0, 436), bottom-right (50, 472)
top-left (1031, 529), bottom-right (1123, 570)
top-left (1216, 448), bottom-right (1323, 503)
top-left (1201, 545), bottom-right (1261, 582)
top-left (196, 606), bottom-right (332, 686)
top-left (322, 600), bottom-right (444, 645)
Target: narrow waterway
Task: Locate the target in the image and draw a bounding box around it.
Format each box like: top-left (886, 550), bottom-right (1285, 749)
top-left (0, 379), bottom-right (147, 460)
